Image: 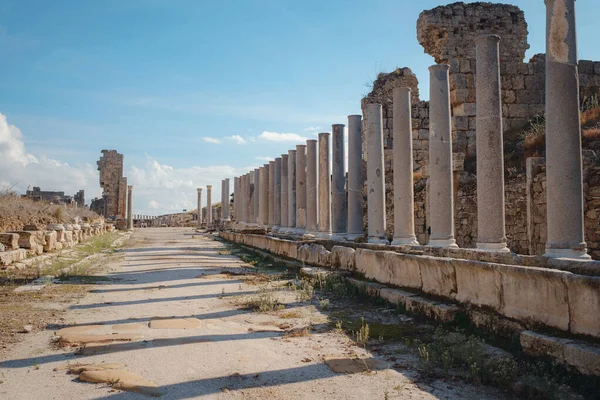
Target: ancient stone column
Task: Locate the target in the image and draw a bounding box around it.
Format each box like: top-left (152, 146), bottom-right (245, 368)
top-left (287, 149), bottom-right (297, 233)
top-left (391, 88), bottom-right (419, 246)
top-left (306, 139), bottom-right (319, 235)
top-left (274, 157), bottom-right (282, 231)
top-left (365, 104), bottom-right (387, 244)
top-left (240, 175), bottom-right (247, 223)
top-left (222, 178), bottom-right (231, 221)
top-left (318, 132), bottom-right (332, 237)
top-left (331, 124), bottom-right (346, 239)
top-left (544, 0), bottom-right (589, 259)
top-left (281, 154), bottom-right (289, 231)
top-left (296, 144), bottom-right (307, 234)
top-left (475, 35), bottom-right (509, 252)
top-left (428, 65), bottom-right (458, 248)
top-left (206, 184), bottom-right (213, 225)
top-left (127, 185), bottom-right (133, 230)
top-left (269, 161), bottom-right (275, 226)
top-left (259, 166), bottom-right (268, 226)
top-left (253, 168), bottom-right (260, 224)
top-left (347, 115), bottom-right (364, 240)
top-left (233, 177), bottom-right (239, 221)
top-left (247, 173), bottom-right (254, 223)
top-left (197, 188), bottom-right (203, 227)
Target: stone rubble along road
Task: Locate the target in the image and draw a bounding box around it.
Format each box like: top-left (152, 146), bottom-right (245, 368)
top-left (0, 228), bottom-right (507, 399)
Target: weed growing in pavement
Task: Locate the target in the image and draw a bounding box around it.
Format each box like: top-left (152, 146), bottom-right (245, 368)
top-left (243, 288), bottom-right (284, 312)
top-left (353, 317), bottom-right (370, 347)
top-left (318, 297), bottom-right (330, 309)
top-left (291, 279), bottom-right (314, 302)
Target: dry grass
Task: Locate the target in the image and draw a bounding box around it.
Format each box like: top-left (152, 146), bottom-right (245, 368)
top-left (0, 187), bottom-right (101, 232)
top-left (581, 106), bottom-right (600, 128)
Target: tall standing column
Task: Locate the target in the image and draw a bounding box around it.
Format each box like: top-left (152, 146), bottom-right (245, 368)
top-left (331, 124), bottom-right (346, 239)
top-left (287, 149), bottom-right (297, 234)
top-left (366, 104), bottom-right (387, 244)
top-left (268, 161), bottom-right (275, 227)
top-left (206, 185), bottom-right (213, 225)
top-left (233, 177), bottom-right (239, 221)
top-left (259, 166), bottom-right (268, 226)
top-left (248, 173), bottom-right (254, 223)
top-left (296, 145), bottom-right (307, 234)
top-left (253, 169), bottom-right (260, 224)
top-left (222, 178), bottom-right (230, 221)
top-left (281, 154), bottom-right (289, 231)
top-left (428, 64), bottom-right (458, 248)
top-left (392, 87), bottom-right (419, 245)
top-left (197, 188), bottom-right (203, 227)
top-left (127, 185), bottom-right (133, 230)
top-left (273, 157), bottom-right (282, 231)
top-left (347, 115), bottom-right (364, 240)
top-left (306, 139), bottom-right (319, 235)
top-left (545, 0), bottom-right (589, 259)
top-left (318, 132), bottom-right (332, 237)
top-left (475, 35), bottom-right (509, 252)
top-left (246, 173), bottom-right (253, 223)
top-left (240, 175), bottom-right (247, 223)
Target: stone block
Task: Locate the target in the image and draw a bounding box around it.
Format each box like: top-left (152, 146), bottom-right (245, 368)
top-left (520, 330), bottom-right (571, 363)
top-left (564, 342), bottom-right (600, 376)
top-left (0, 233), bottom-right (20, 250)
top-left (419, 256), bottom-right (456, 298)
top-left (384, 252), bottom-right (422, 289)
top-left (564, 274), bottom-right (600, 337)
top-left (453, 259), bottom-right (502, 310)
top-left (330, 246), bottom-right (356, 271)
top-left (43, 231), bottom-right (57, 252)
top-left (297, 244), bottom-right (330, 267)
top-left (0, 249), bottom-right (27, 266)
top-left (498, 264), bottom-right (570, 331)
top-left (267, 237), bottom-right (297, 259)
top-left (11, 231), bottom-right (45, 249)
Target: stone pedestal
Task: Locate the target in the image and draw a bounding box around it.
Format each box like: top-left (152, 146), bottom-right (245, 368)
top-left (269, 161), bottom-right (275, 226)
top-left (365, 104), bottom-right (387, 244)
top-left (544, 0), bottom-right (590, 259)
top-left (318, 132), bottom-right (332, 238)
top-left (331, 124), bottom-right (346, 240)
top-left (428, 65), bottom-right (458, 248)
top-left (253, 169), bottom-right (260, 224)
top-left (222, 178), bottom-right (231, 221)
top-left (206, 185), bottom-right (213, 225)
top-left (274, 157), bottom-right (282, 231)
top-left (127, 185), bottom-right (133, 230)
top-left (391, 88), bottom-right (419, 246)
top-left (306, 140), bottom-right (319, 236)
top-left (287, 150), bottom-right (297, 233)
top-left (281, 154), bottom-right (289, 231)
top-left (475, 35), bottom-right (508, 252)
top-left (296, 144), bottom-right (307, 234)
top-left (347, 115), bottom-right (364, 240)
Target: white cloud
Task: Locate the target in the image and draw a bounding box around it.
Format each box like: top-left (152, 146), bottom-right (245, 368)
top-left (202, 137), bottom-right (221, 144)
top-left (258, 131), bottom-right (308, 143)
top-left (304, 126), bottom-right (321, 132)
top-left (148, 200), bottom-right (159, 209)
top-left (255, 156), bottom-right (274, 162)
top-left (227, 135), bottom-right (246, 144)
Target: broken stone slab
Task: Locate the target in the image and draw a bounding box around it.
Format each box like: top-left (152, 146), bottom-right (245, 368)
top-left (323, 356), bottom-right (388, 374)
top-left (10, 231), bottom-right (45, 249)
top-left (0, 233), bottom-right (19, 250)
top-left (77, 367), bottom-right (163, 397)
top-left (43, 231), bottom-right (57, 252)
top-left (58, 333), bottom-right (143, 345)
top-left (148, 317), bottom-right (202, 329)
top-left (54, 363), bottom-right (125, 373)
top-left (0, 249), bottom-right (28, 266)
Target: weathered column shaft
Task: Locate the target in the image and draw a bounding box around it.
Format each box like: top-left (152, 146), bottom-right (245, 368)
top-left (347, 115), bottom-right (364, 239)
top-left (331, 124), bottom-right (346, 238)
top-left (269, 161), bottom-right (275, 226)
top-left (288, 150), bottom-right (297, 232)
top-left (127, 185), bottom-right (133, 230)
top-left (274, 158), bottom-right (282, 229)
top-left (233, 177), bottom-right (239, 220)
top-left (475, 34), bottom-right (508, 251)
top-left (544, 0), bottom-right (589, 259)
top-left (306, 139), bottom-right (319, 234)
top-left (223, 178), bottom-right (230, 221)
top-left (259, 166), bottom-right (268, 226)
top-left (240, 175), bottom-right (247, 223)
top-left (281, 154), bottom-right (289, 230)
top-left (296, 145), bottom-right (307, 232)
top-left (366, 104), bottom-right (387, 243)
top-left (247, 173), bottom-right (254, 223)
top-left (206, 185), bottom-right (213, 224)
top-left (318, 132), bottom-right (332, 237)
top-left (392, 88), bottom-right (419, 245)
top-left (428, 64), bottom-right (457, 247)
top-left (197, 188), bottom-right (203, 227)
top-left (253, 169), bottom-right (260, 224)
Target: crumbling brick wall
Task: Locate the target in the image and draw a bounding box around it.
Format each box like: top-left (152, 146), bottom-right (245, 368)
top-left (97, 150), bottom-right (127, 219)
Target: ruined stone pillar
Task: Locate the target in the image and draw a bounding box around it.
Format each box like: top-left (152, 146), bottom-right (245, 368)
top-left (246, 173), bottom-right (252, 223)
top-left (240, 175), bottom-right (247, 223)
top-left (259, 166), bottom-right (268, 226)
top-left (331, 124), bottom-right (346, 239)
top-left (269, 161), bottom-right (275, 226)
top-left (253, 168), bottom-right (260, 224)
top-left (475, 35), bottom-right (509, 252)
top-left (206, 185), bottom-right (213, 225)
top-left (287, 149), bottom-right (297, 233)
top-left (296, 144), bottom-right (307, 234)
top-left (281, 154), bottom-right (289, 231)
top-left (318, 132), bottom-right (332, 237)
top-left (428, 65), bottom-right (457, 248)
top-left (366, 105), bottom-right (387, 244)
top-left (222, 178), bottom-right (231, 221)
top-left (197, 188), bottom-right (203, 227)
top-left (127, 185), bottom-right (133, 230)
top-left (392, 88), bottom-right (419, 246)
top-left (306, 139), bottom-right (319, 235)
top-left (248, 173), bottom-right (254, 223)
top-left (274, 157), bottom-right (282, 231)
top-left (233, 178), bottom-right (239, 221)
top-left (347, 115), bottom-right (364, 240)
top-left (544, 0), bottom-right (589, 259)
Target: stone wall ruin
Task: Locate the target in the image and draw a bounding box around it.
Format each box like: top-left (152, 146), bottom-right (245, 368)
top-left (97, 150), bottom-right (128, 220)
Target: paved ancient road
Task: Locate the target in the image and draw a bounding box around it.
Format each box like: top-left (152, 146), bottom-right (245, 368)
top-left (0, 228), bottom-right (505, 399)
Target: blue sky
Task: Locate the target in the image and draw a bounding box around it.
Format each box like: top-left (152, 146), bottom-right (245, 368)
top-left (0, 0), bottom-right (599, 215)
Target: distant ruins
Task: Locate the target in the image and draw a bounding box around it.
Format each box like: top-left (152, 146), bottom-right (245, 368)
top-left (92, 150), bottom-right (128, 220)
top-left (24, 187), bottom-right (85, 208)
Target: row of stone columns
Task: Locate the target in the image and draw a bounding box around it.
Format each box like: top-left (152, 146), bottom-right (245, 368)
top-left (222, 0), bottom-right (588, 259)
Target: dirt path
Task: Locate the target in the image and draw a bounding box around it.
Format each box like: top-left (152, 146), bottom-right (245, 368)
top-left (0, 228), bottom-right (506, 399)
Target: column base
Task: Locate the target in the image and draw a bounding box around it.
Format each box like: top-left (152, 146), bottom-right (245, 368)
top-left (368, 237), bottom-right (389, 245)
top-left (544, 248), bottom-right (592, 260)
top-left (391, 237), bottom-right (420, 246)
top-left (272, 225), bottom-right (281, 232)
top-left (476, 242), bottom-right (511, 252)
top-left (346, 233), bottom-right (364, 241)
top-left (316, 231), bottom-right (332, 239)
top-left (427, 238), bottom-right (459, 248)
top-left (330, 233), bottom-right (347, 241)
top-left (295, 228), bottom-right (306, 235)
